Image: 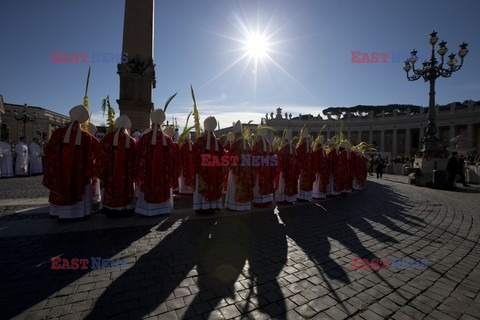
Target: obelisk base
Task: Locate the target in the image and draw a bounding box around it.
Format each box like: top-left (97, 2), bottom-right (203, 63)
top-left (117, 99), bottom-right (153, 131)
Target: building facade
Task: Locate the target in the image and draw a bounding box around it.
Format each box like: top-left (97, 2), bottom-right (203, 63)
top-left (0, 103), bottom-right (70, 144)
top-left (263, 101), bottom-right (480, 157)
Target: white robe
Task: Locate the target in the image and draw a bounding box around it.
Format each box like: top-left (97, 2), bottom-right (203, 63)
top-left (0, 142), bottom-right (14, 178)
top-left (135, 188), bottom-right (173, 216)
top-left (312, 173), bottom-right (326, 199)
top-left (49, 185), bottom-right (93, 219)
top-left (275, 172), bottom-right (297, 203)
top-left (225, 170), bottom-right (251, 211)
top-left (29, 142), bottom-right (43, 174)
top-left (15, 142), bottom-right (29, 176)
top-left (178, 173), bottom-right (193, 195)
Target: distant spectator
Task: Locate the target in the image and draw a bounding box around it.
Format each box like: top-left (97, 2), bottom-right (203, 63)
top-left (446, 152), bottom-right (459, 190)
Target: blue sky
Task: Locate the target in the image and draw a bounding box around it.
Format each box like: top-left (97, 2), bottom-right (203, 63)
top-left (1, 0), bottom-right (479, 127)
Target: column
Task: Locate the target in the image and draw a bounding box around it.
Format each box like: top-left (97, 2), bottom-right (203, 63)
top-left (467, 124), bottom-right (474, 148)
top-left (392, 129), bottom-right (397, 156)
top-left (449, 125), bottom-right (456, 149)
top-left (405, 128), bottom-right (411, 155)
top-left (118, 0), bottom-right (155, 130)
top-left (368, 130), bottom-right (373, 144)
top-left (358, 130), bottom-right (362, 143)
top-left (347, 130), bottom-right (351, 142)
top-left (380, 130), bottom-right (385, 153)
top-left (419, 126), bottom-right (424, 148)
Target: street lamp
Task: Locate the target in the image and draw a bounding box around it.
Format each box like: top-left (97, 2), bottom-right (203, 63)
top-left (403, 31), bottom-right (468, 158)
top-left (13, 104), bottom-right (37, 138)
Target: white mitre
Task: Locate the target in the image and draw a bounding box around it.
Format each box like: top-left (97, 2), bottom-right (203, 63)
top-left (150, 109), bottom-right (167, 146)
top-left (114, 115), bottom-right (132, 147)
top-left (64, 105), bottom-right (89, 145)
top-left (233, 121), bottom-right (243, 134)
top-left (164, 126), bottom-right (175, 137)
top-left (203, 116), bottom-right (218, 151)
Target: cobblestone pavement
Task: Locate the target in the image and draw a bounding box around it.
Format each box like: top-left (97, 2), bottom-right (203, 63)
top-left (1, 177), bottom-right (479, 320)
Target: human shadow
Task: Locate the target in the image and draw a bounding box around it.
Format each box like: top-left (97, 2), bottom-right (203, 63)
top-left (0, 221), bottom-right (160, 319)
top-left (86, 210), bottom-right (289, 320)
top-left (273, 179), bottom-right (431, 316)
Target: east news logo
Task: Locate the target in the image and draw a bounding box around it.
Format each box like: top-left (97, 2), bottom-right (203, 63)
top-left (352, 257), bottom-right (428, 270)
top-left (51, 257), bottom-right (128, 270)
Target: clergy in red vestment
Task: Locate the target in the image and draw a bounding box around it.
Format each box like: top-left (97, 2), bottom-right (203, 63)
top-left (193, 116), bottom-right (224, 212)
top-left (312, 135), bottom-right (329, 199)
top-left (42, 105), bottom-right (95, 219)
top-left (325, 139), bottom-right (340, 196)
top-left (135, 109), bottom-right (176, 216)
top-left (353, 147), bottom-right (368, 190)
top-left (347, 144), bottom-right (357, 192)
top-left (95, 115), bottom-right (137, 217)
top-left (251, 128), bottom-right (274, 207)
top-left (225, 121), bottom-right (254, 211)
top-left (296, 128), bottom-right (314, 201)
top-left (164, 126), bottom-right (180, 193)
top-left (275, 129), bottom-right (298, 204)
top-left (178, 133), bottom-right (195, 195)
top-left (222, 132), bottom-right (235, 192)
top-left (335, 142), bottom-right (350, 193)
top-left (88, 123), bottom-right (101, 203)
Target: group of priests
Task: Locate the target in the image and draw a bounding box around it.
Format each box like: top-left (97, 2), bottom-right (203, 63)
top-left (42, 105), bottom-right (368, 219)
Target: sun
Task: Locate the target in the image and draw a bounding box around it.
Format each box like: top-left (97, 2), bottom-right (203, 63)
top-left (244, 32), bottom-right (270, 59)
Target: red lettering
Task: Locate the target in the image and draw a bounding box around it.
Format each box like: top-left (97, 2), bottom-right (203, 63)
top-left (79, 259), bottom-right (89, 269)
top-left (51, 51), bottom-right (62, 63)
top-left (351, 257), bottom-right (363, 269)
top-left (71, 52), bottom-right (79, 64)
top-left (371, 52), bottom-right (379, 63)
top-left (362, 259), bottom-right (370, 269)
top-left (61, 52), bottom-right (70, 63)
top-left (230, 155), bottom-right (239, 166)
top-left (370, 258), bottom-right (379, 269)
top-left (380, 258), bottom-right (389, 269)
top-left (201, 154), bottom-right (211, 166)
top-left (61, 259), bottom-right (71, 269)
top-left (70, 258), bottom-right (79, 269)
top-left (79, 53), bottom-right (89, 63)
top-left (211, 156), bottom-right (221, 167)
top-left (351, 51), bottom-right (361, 63)
top-left (221, 155), bottom-right (230, 166)
top-left (361, 52), bottom-right (370, 63)
top-left (380, 52), bottom-right (389, 63)
top-left (51, 257), bottom-right (61, 269)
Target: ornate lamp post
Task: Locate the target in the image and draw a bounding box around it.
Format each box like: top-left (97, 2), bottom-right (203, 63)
top-left (14, 104), bottom-right (37, 138)
top-left (403, 31), bottom-right (468, 158)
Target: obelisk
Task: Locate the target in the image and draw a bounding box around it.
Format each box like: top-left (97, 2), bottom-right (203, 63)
top-left (117, 0), bottom-right (156, 130)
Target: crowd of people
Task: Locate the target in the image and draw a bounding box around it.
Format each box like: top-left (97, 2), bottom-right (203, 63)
top-left (0, 136), bottom-right (44, 178)
top-left (40, 105), bottom-right (369, 220)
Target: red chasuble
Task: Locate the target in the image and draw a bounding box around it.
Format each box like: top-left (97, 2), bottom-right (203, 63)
top-left (42, 123), bottom-right (95, 206)
top-left (251, 138), bottom-right (274, 195)
top-left (171, 142), bottom-right (180, 189)
top-left (335, 150), bottom-right (348, 192)
top-left (194, 133), bottom-right (224, 201)
top-left (312, 147), bottom-right (329, 193)
top-left (179, 141), bottom-right (195, 189)
top-left (136, 130), bottom-right (175, 203)
top-left (275, 143), bottom-right (298, 196)
top-left (95, 130), bottom-right (137, 208)
top-left (296, 140), bottom-right (314, 192)
top-left (326, 149), bottom-right (338, 191)
top-left (229, 139), bottom-right (254, 202)
top-left (347, 150), bottom-right (357, 190)
top-left (356, 153), bottom-right (367, 186)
